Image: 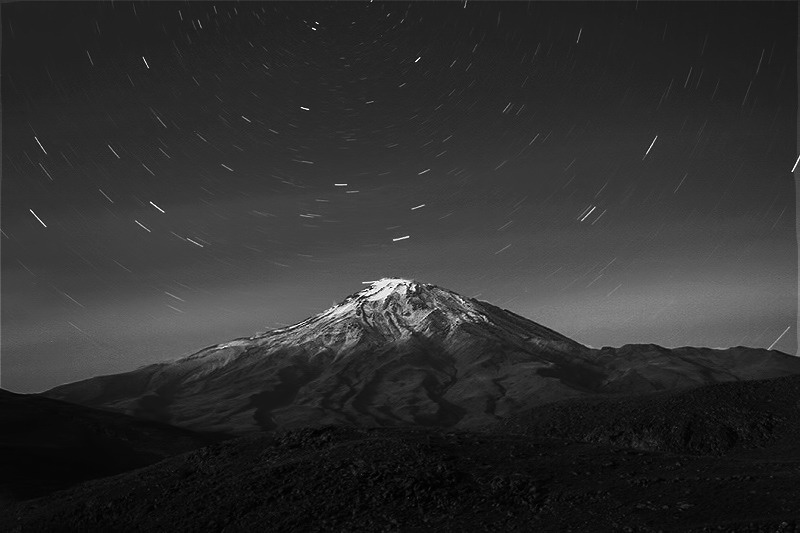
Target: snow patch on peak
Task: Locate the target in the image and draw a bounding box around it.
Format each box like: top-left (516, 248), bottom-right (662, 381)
top-left (256, 278), bottom-right (490, 348)
top-left (359, 277), bottom-right (417, 302)
top-left (349, 277), bottom-right (490, 329)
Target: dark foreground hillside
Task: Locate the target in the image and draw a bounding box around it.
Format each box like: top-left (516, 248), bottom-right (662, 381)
top-left (5, 373), bottom-right (800, 532)
top-left (3, 424), bottom-right (800, 533)
top-left (0, 389), bottom-right (227, 503)
top-left (504, 373), bottom-right (800, 456)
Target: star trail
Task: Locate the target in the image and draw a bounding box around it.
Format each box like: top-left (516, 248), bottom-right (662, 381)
top-left (1, 1), bottom-right (797, 392)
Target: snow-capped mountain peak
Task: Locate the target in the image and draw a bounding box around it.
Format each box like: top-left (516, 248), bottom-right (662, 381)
top-left (264, 277), bottom-right (489, 346)
top-left (359, 277), bottom-right (417, 301)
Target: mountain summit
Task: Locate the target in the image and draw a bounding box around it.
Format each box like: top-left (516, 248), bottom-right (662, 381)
top-left (304, 277), bottom-right (494, 340)
top-left (44, 279), bottom-right (800, 434)
top-left (253, 276), bottom-right (500, 350)
top-left (238, 277), bottom-right (586, 358)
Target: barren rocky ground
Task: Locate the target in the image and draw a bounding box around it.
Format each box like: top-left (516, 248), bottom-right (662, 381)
top-left (504, 374), bottom-right (800, 455)
top-left (4, 375), bottom-right (800, 532)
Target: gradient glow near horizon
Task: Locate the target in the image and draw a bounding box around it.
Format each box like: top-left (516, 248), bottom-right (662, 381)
top-left (1, 2), bottom-right (797, 393)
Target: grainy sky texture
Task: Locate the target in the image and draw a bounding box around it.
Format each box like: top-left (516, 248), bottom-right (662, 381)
top-left (2, 1), bottom-right (797, 392)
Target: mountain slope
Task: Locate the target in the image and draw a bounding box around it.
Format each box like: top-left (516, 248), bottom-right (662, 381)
top-left (43, 278), bottom-right (800, 434)
top-left (0, 389), bottom-right (228, 503)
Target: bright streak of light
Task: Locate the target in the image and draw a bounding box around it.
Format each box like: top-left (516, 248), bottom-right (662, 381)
top-left (56, 289), bottom-right (85, 308)
top-left (576, 28), bottom-right (582, 44)
top-left (494, 244), bottom-right (511, 254)
top-left (99, 189), bottom-right (114, 203)
top-left (606, 283), bottom-right (622, 297)
top-left (741, 80), bottom-right (752, 106)
top-left (164, 291), bottom-right (185, 302)
top-left (767, 326), bottom-right (791, 350)
top-left (591, 209), bottom-right (607, 225)
top-left (674, 173), bottom-right (688, 193)
top-left (411, 204), bottom-right (426, 210)
top-left (29, 209), bottom-right (47, 227)
top-left (771, 206), bottom-right (786, 230)
top-left (335, 183), bottom-right (348, 186)
top-left (221, 163), bottom-right (234, 171)
top-left (112, 259), bottom-right (132, 272)
top-left (39, 163), bottom-right (53, 180)
top-left (108, 144), bottom-right (120, 158)
top-left (791, 154), bottom-right (800, 173)
top-left (418, 168), bottom-right (430, 175)
top-left (579, 206), bottom-right (597, 222)
top-left (643, 135), bottom-right (658, 159)
top-left (392, 235), bottom-right (410, 242)
top-left (149, 201), bottom-right (165, 213)
top-left (755, 49), bottom-right (764, 75)
top-left (34, 136), bottom-right (47, 155)
top-left (134, 220), bottom-right (151, 232)
top-left (68, 321), bottom-right (86, 334)
top-left (142, 56), bottom-right (150, 69)
top-left (186, 237), bottom-right (204, 248)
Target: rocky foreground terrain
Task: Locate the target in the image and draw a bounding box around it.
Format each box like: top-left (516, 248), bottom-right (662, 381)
top-left (504, 373), bottom-right (800, 456)
top-left (3, 374), bottom-right (800, 532)
top-left (0, 389), bottom-right (226, 505)
top-left (3, 427), bottom-right (800, 532)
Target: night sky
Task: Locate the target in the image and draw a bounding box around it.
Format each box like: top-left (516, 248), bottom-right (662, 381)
top-left (2, 1), bottom-right (797, 393)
